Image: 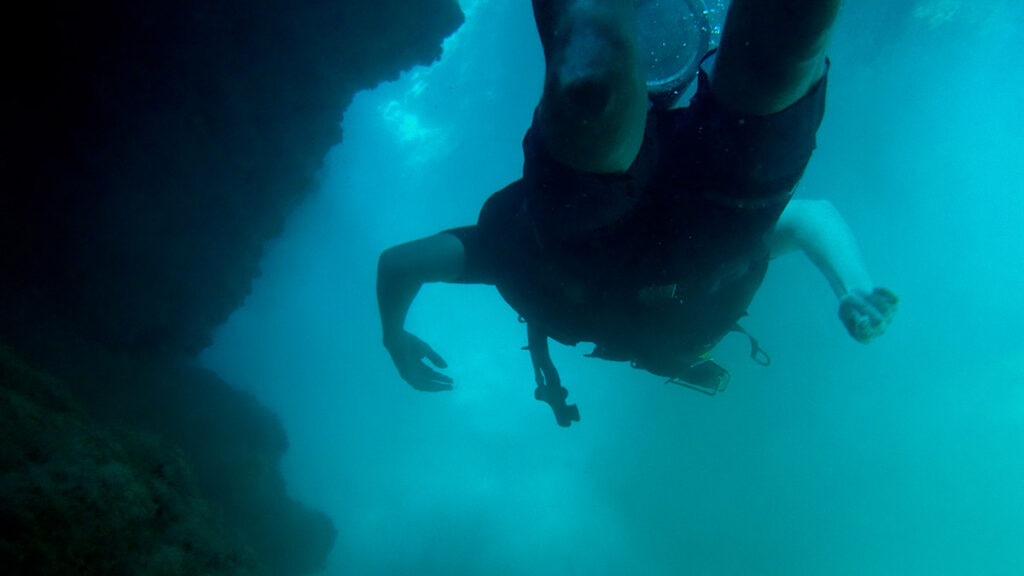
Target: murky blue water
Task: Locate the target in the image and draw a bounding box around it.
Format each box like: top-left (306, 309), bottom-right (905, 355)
top-left (202, 1), bottom-right (1024, 573)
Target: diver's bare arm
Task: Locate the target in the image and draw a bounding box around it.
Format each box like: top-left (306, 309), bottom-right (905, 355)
top-left (770, 199), bottom-right (871, 298)
top-left (770, 199), bottom-right (898, 342)
top-left (377, 233), bottom-right (466, 390)
top-left (377, 233), bottom-right (465, 344)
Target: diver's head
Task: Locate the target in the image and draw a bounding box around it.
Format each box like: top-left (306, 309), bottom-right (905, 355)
top-left (636, 0), bottom-right (713, 107)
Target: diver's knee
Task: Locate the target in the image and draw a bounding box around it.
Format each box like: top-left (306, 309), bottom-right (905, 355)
top-left (547, 69), bottom-right (616, 126)
top-left (534, 1), bottom-right (646, 172)
top-left (544, 24), bottom-right (640, 125)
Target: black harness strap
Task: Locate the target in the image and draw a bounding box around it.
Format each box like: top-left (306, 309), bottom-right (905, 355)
top-left (732, 323), bottom-right (771, 367)
top-left (521, 321), bottom-right (770, 425)
top-left (525, 323), bottom-right (580, 427)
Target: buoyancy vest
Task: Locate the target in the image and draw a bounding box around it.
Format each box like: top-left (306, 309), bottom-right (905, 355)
top-left (484, 101), bottom-right (795, 425)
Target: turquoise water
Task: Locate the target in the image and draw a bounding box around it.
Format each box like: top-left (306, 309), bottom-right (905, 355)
top-left (201, 1), bottom-right (1024, 574)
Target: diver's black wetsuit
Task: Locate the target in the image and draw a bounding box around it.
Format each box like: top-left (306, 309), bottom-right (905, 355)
top-left (447, 55), bottom-right (828, 378)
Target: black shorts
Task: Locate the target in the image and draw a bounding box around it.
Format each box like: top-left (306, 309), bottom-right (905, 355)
top-left (449, 52), bottom-right (829, 288)
top-left (447, 54), bottom-right (830, 364)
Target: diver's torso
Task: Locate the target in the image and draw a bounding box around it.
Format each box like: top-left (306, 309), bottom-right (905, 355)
top-left (494, 103), bottom-right (781, 367)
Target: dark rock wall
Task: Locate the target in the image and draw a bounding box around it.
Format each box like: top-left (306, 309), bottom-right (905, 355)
top-left (0, 346), bottom-right (266, 575)
top-left (1, 0), bottom-right (463, 355)
top-left (9, 333), bottom-right (338, 575)
top-left (0, 0), bottom-right (463, 574)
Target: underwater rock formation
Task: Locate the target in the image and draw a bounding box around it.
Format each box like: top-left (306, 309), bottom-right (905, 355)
top-left (1, 0), bottom-right (462, 354)
top-left (8, 334), bottom-right (338, 575)
top-left (0, 346), bottom-right (264, 575)
top-left (0, 0), bottom-right (463, 573)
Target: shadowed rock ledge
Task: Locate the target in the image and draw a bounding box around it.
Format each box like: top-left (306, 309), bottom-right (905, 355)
top-left (1, 0), bottom-right (463, 354)
top-left (0, 346), bottom-right (265, 575)
top-left (0, 0), bottom-right (463, 573)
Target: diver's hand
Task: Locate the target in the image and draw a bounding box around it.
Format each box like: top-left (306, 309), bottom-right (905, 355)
top-left (839, 287), bottom-right (899, 343)
top-left (384, 330), bottom-right (454, 391)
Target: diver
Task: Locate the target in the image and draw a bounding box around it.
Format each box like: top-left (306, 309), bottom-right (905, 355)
top-left (377, 0), bottom-right (898, 426)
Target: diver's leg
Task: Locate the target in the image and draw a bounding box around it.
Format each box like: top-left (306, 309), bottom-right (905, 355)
top-left (531, 0), bottom-right (648, 174)
top-left (710, 0), bottom-right (841, 115)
